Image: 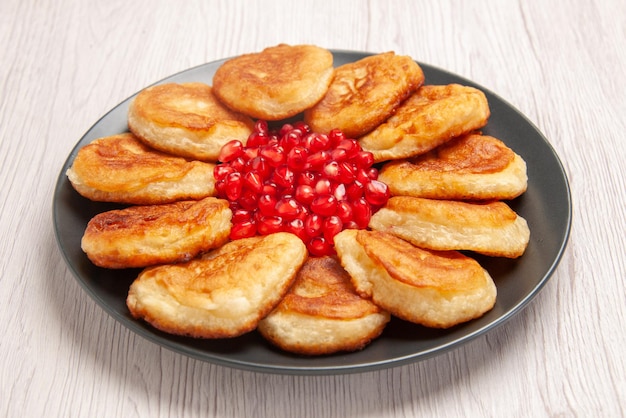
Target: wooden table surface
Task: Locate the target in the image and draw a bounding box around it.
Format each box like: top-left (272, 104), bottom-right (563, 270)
top-left (2, 0), bottom-right (624, 416)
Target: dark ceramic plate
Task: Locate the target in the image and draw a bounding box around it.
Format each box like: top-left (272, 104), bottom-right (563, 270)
top-left (53, 50), bottom-right (572, 375)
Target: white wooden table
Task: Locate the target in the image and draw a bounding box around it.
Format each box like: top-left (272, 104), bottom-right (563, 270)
top-left (1, 0), bottom-right (624, 416)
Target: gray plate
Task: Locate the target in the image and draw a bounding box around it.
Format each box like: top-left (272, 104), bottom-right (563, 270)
top-left (53, 51), bottom-right (572, 375)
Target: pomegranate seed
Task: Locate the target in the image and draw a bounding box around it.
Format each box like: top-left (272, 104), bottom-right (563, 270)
top-left (314, 178), bottom-right (332, 195)
top-left (364, 180), bottom-right (390, 206)
top-left (259, 144), bottom-right (285, 166)
top-left (258, 194), bottom-right (277, 217)
top-left (232, 209), bottom-right (252, 223)
top-left (280, 130), bottom-right (302, 151)
top-left (247, 131), bottom-right (268, 147)
top-left (328, 129), bottom-right (345, 146)
top-left (261, 182), bottom-right (279, 197)
top-left (298, 171), bottom-right (318, 186)
top-left (305, 214), bottom-right (323, 237)
top-left (255, 120), bottom-right (269, 134)
top-left (230, 157), bottom-right (246, 172)
top-left (308, 236), bottom-right (333, 256)
top-left (274, 197), bottom-right (301, 220)
top-left (355, 151), bottom-right (375, 168)
top-left (243, 170), bottom-right (264, 193)
top-left (239, 189), bottom-right (259, 211)
top-left (287, 146), bottom-right (309, 171)
top-left (257, 215), bottom-right (284, 235)
top-left (278, 123), bottom-right (294, 137)
top-left (323, 161), bottom-right (341, 181)
top-left (272, 165), bottom-right (295, 188)
top-left (295, 184), bottom-right (315, 205)
top-left (293, 121), bottom-right (311, 133)
top-left (336, 201), bottom-right (353, 223)
top-left (225, 172), bottom-right (243, 201)
top-left (311, 195), bottom-right (337, 216)
top-left (214, 164), bottom-right (235, 181)
top-left (230, 220), bottom-right (257, 239)
top-left (332, 183), bottom-right (347, 201)
top-left (336, 138), bottom-right (360, 157)
top-left (218, 140), bottom-right (244, 163)
top-left (338, 161), bottom-right (356, 183)
top-left (306, 150), bottom-right (331, 170)
top-left (286, 218), bottom-right (307, 241)
top-left (323, 215), bottom-right (343, 242)
top-left (352, 198), bottom-right (371, 228)
top-left (346, 180), bottom-right (365, 200)
top-left (330, 148), bottom-right (348, 162)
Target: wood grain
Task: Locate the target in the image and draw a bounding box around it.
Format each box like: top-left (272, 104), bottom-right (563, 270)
top-left (1, 0), bottom-right (625, 416)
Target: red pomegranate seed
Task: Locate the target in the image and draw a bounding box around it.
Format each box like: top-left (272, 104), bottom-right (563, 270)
top-left (214, 164), bottom-right (235, 181)
top-left (346, 180), bottom-right (365, 200)
top-left (311, 195), bottom-right (337, 216)
top-left (352, 198), bottom-right (371, 228)
top-left (336, 201), bottom-right (353, 223)
top-left (259, 144), bottom-right (285, 166)
top-left (323, 215), bottom-right (343, 242)
top-left (243, 170), bottom-right (264, 193)
top-left (230, 220), bottom-right (257, 239)
top-left (287, 146), bottom-right (309, 171)
top-left (332, 183), bottom-right (347, 201)
top-left (272, 165), bottom-right (295, 188)
top-left (308, 236), bottom-right (333, 256)
top-left (286, 218), bottom-right (307, 241)
top-left (323, 161), bottom-right (341, 181)
top-left (218, 140), bottom-right (244, 163)
top-left (225, 172), bottom-right (243, 201)
top-left (314, 178), bottom-right (332, 195)
top-left (255, 120), bottom-right (269, 134)
top-left (297, 171), bottom-right (318, 186)
top-left (257, 215), bottom-right (284, 235)
top-left (337, 161), bottom-right (356, 183)
top-left (293, 121), bottom-right (311, 133)
top-left (239, 189), bottom-right (259, 211)
top-left (364, 180), bottom-right (390, 206)
top-left (232, 208), bottom-right (252, 223)
top-left (306, 150), bottom-right (331, 170)
top-left (305, 214), bottom-right (323, 237)
top-left (330, 147), bottom-right (348, 162)
top-left (278, 123), bottom-right (294, 137)
top-left (328, 129), bottom-right (345, 146)
top-left (280, 130), bottom-right (303, 151)
top-left (355, 151), bottom-right (375, 168)
top-left (247, 131), bottom-right (268, 147)
top-left (295, 184), bottom-right (315, 205)
top-left (261, 182), bottom-right (279, 197)
top-left (258, 194), bottom-right (277, 217)
top-left (274, 197), bottom-right (301, 220)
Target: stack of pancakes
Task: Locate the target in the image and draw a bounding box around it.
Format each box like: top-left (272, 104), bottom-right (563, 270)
top-left (67, 44), bottom-right (530, 356)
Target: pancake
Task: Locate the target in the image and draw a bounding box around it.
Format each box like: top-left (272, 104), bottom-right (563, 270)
top-left (258, 256), bottom-right (390, 355)
top-left (304, 52), bottom-right (425, 138)
top-left (212, 44), bottom-right (334, 120)
top-left (378, 134), bottom-right (528, 200)
top-left (358, 84), bottom-right (490, 162)
top-left (81, 197), bottom-right (232, 269)
top-left (126, 233), bottom-right (308, 338)
top-left (334, 230), bottom-right (496, 329)
top-left (127, 82), bottom-right (254, 161)
top-left (369, 196), bottom-right (530, 258)
top-left (66, 133), bottom-right (217, 204)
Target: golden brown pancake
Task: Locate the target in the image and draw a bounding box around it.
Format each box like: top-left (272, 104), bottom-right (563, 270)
top-left (126, 233), bottom-right (308, 338)
top-left (66, 133), bottom-right (217, 205)
top-left (378, 133), bottom-right (527, 200)
top-left (212, 44), bottom-right (334, 120)
top-left (369, 196), bottom-right (530, 258)
top-left (258, 256), bottom-right (390, 355)
top-left (127, 82), bottom-right (254, 161)
top-left (304, 52), bottom-right (425, 138)
top-left (81, 197), bottom-right (232, 269)
top-left (359, 84), bottom-right (490, 162)
top-left (334, 230), bottom-right (496, 329)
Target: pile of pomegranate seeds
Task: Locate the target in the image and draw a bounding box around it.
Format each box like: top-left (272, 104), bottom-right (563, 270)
top-left (214, 120), bottom-right (390, 256)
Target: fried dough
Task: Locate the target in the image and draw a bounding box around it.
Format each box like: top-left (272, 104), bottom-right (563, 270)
top-left (212, 44), bottom-right (334, 120)
top-left (304, 52), bottom-right (425, 138)
top-left (126, 233), bottom-right (308, 338)
top-left (378, 134), bottom-right (527, 200)
top-left (258, 256), bottom-right (390, 355)
top-left (66, 133), bottom-right (217, 204)
top-left (334, 230), bottom-right (496, 328)
top-left (81, 197), bottom-right (231, 269)
top-left (359, 84), bottom-right (490, 162)
top-left (369, 196), bottom-right (530, 258)
top-left (127, 82), bottom-right (254, 161)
